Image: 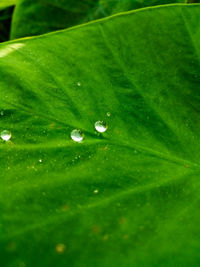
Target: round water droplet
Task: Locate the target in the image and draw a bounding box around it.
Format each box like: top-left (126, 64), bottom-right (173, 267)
top-left (94, 189), bottom-right (99, 194)
top-left (1, 130), bottom-right (11, 141)
top-left (39, 159), bottom-right (42, 163)
top-left (71, 129), bottom-right (84, 142)
top-left (94, 121), bottom-right (108, 133)
top-left (77, 82), bottom-right (81, 87)
top-left (106, 112), bottom-right (111, 117)
top-left (0, 111), bottom-right (4, 116)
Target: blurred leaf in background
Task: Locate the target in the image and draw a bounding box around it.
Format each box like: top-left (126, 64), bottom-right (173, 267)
top-left (0, 0), bottom-right (17, 42)
top-left (0, 6), bottom-right (14, 42)
top-left (10, 0), bottom-right (186, 39)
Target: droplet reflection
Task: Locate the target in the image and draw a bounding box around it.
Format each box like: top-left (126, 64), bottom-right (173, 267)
top-left (94, 121), bottom-right (108, 133)
top-left (71, 129), bottom-right (84, 142)
top-left (1, 130), bottom-right (11, 141)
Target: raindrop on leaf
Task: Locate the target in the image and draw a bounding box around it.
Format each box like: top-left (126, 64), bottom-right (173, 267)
top-left (1, 130), bottom-right (11, 141)
top-left (71, 129), bottom-right (84, 142)
top-left (95, 121), bottom-right (108, 133)
top-left (106, 112), bottom-right (111, 117)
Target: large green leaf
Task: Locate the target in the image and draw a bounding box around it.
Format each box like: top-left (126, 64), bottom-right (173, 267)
top-left (1, 4), bottom-right (200, 266)
top-left (10, 0), bottom-right (186, 39)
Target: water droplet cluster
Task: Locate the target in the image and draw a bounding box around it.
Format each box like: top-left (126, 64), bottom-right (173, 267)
top-left (71, 120), bottom-right (108, 142)
top-left (1, 111), bottom-right (110, 144)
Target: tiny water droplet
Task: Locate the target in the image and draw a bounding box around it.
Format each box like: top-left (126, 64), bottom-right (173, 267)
top-left (106, 112), bottom-right (111, 117)
top-left (77, 82), bottom-right (81, 87)
top-left (1, 130), bottom-right (11, 141)
top-left (94, 121), bottom-right (108, 133)
top-left (94, 189), bottom-right (99, 194)
top-left (71, 129), bottom-right (84, 142)
top-left (0, 111), bottom-right (4, 116)
top-left (39, 159), bottom-right (42, 163)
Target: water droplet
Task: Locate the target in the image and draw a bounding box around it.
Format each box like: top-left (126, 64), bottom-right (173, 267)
top-left (0, 111), bottom-right (4, 116)
top-left (94, 189), bottom-right (99, 194)
top-left (94, 121), bottom-right (108, 133)
top-left (71, 129), bottom-right (84, 142)
top-left (39, 159), bottom-right (42, 163)
top-left (106, 112), bottom-right (111, 117)
top-left (1, 130), bottom-right (11, 141)
top-left (77, 82), bottom-right (81, 87)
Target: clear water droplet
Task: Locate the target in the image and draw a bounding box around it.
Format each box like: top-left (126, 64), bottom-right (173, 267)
top-left (94, 121), bottom-right (108, 133)
top-left (1, 130), bottom-right (11, 141)
top-left (71, 129), bottom-right (84, 142)
top-left (39, 159), bottom-right (42, 163)
top-left (77, 82), bottom-right (81, 87)
top-left (94, 189), bottom-right (99, 194)
top-left (106, 112), bottom-right (111, 117)
top-left (0, 111), bottom-right (4, 116)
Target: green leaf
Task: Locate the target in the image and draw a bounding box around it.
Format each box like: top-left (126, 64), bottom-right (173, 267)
top-left (0, 0), bottom-right (17, 10)
top-left (10, 0), bottom-right (186, 39)
top-left (1, 4), bottom-right (200, 266)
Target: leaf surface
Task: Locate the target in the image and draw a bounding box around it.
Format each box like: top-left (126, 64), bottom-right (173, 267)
top-left (10, 0), bottom-right (186, 39)
top-left (1, 4), bottom-right (200, 267)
